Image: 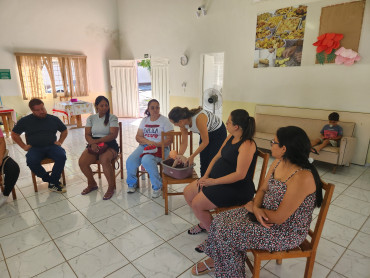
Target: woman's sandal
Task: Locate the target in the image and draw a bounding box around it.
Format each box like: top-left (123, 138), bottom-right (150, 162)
top-left (103, 186), bottom-right (116, 200)
top-left (191, 260), bottom-right (214, 276)
top-left (195, 240), bottom-right (206, 253)
top-left (81, 185), bottom-right (98, 195)
top-left (188, 224), bottom-right (207, 235)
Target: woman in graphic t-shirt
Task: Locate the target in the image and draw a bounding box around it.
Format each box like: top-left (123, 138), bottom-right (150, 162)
top-left (126, 99), bottom-right (174, 198)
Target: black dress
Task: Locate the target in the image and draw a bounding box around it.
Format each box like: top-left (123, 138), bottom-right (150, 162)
top-left (202, 136), bottom-right (257, 208)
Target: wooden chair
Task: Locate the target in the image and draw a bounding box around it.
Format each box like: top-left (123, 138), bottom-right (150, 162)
top-left (245, 181), bottom-right (335, 278)
top-left (0, 174), bottom-right (17, 200)
top-left (213, 149), bottom-right (270, 214)
top-left (161, 131), bottom-right (198, 215)
top-left (92, 122), bottom-right (124, 184)
top-left (31, 159), bottom-right (67, 192)
top-left (26, 135), bottom-right (67, 193)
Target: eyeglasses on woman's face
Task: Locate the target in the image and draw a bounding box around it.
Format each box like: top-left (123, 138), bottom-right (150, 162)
top-left (270, 139), bottom-right (279, 146)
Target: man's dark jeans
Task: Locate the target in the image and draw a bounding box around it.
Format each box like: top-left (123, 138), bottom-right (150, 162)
top-left (26, 145), bottom-right (66, 185)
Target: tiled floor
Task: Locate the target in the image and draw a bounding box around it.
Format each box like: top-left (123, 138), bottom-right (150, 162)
top-left (1, 118), bottom-right (370, 278)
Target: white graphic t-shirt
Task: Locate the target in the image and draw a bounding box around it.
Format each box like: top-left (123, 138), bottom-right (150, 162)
top-left (139, 115), bottom-right (173, 143)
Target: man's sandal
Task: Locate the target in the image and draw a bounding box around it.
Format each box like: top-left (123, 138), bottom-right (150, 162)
top-left (103, 186), bottom-right (116, 200)
top-left (81, 185), bottom-right (98, 195)
top-left (188, 224), bottom-right (207, 235)
top-left (195, 240), bottom-right (206, 253)
top-left (191, 260), bottom-right (214, 276)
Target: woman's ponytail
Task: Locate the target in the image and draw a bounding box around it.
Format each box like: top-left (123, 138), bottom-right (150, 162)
top-left (230, 109), bottom-right (256, 143)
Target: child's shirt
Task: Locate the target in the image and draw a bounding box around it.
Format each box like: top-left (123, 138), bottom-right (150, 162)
top-left (320, 124), bottom-right (343, 139)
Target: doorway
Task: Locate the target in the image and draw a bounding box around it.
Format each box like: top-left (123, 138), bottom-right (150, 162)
top-left (109, 58), bottom-right (170, 118)
top-left (137, 59), bottom-right (152, 117)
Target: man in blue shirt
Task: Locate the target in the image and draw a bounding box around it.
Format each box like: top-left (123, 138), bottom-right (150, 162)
top-left (11, 98), bottom-right (68, 192)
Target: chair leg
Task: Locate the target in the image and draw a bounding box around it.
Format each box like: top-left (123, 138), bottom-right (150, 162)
top-left (253, 256), bottom-right (262, 278)
top-left (136, 168), bottom-right (140, 188)
top-left (11, 188), bottom-right (17, 200)
top-left (98, 164), bottom-right (102, 179)
top-left (62, 170), bottom-right (66, 186)
top-left (163, 181), bottom-right (169, 215)
top-left (332, 165), bottom-right (337, 174)
top-left (31, 172), bottom-right (38, 192)
top-left (304, 254), bottom-right (315, 278)
top-left (120, 155), bottom-right (124, 179)
top-left (111, 162), bottom-right (117, 188)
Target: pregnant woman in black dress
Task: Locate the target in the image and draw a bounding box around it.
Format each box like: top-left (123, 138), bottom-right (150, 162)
top-left (183, 109), bottom-right (257, 252)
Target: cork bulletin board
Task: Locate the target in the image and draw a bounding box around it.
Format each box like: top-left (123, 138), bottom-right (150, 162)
top-left (318, 0), bottom-right (365, 52)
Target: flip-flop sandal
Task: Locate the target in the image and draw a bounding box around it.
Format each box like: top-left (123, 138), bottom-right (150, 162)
top-left (81, 185), bottom-right (98, 195)
top-left (103, 188), bottom-right (115, 200)
top-left (311, 147), bottom-right (319, 155)
top-left (188, 224), bottom-right (207, 235)
top-left (191, 260), bottom-right (214, 276)
top-left (195, 240), bottom-right (206, 253)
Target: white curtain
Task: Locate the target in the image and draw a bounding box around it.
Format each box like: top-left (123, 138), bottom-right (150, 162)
top-left (151, 58), bottom-right (170, 118)
top-left (109, 60), bottom-right (139, 117)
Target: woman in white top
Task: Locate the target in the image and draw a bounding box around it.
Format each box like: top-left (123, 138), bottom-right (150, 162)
top-left (168, 107), bottom-right (227, 176)
top-left (79, 96), bottom-right (119, 200)
top-left (126, 99), bottom-right (173, 198)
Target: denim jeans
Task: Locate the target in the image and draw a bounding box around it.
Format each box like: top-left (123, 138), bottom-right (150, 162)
top-left (26, 145), bottom-right (67, 185)
top-left (126, 145), bottom-right (169, 191)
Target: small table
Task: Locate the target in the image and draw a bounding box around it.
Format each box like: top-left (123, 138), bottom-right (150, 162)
top-left (0, 107), bottom-right (17, 137)
top-left (52, 101), bottom-right (95, 128)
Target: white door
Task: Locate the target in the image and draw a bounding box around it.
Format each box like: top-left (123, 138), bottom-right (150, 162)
top-left (151, 58), bottom-right (170, 117)
top-left (109, 60), bottom-right (139, 117)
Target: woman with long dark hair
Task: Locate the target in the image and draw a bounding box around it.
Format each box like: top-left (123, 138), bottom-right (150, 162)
top-left (184, 109), bottom-right (257, 252)
top-left (191, 126), bottom-right (323, 277)
top-left (126, 99), bottom-right (173, 198)
top-left (168, 106), bottom-right (227, 176)
top-left (79, 96), bottom-right (119, 200)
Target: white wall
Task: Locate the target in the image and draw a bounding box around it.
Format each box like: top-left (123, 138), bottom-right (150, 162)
top-left (0, 0), bottom-right (120, 100)
top-left (117, 0), bottom-right (370, 113)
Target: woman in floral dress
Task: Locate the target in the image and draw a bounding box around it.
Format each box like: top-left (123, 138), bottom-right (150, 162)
top-left (191, 126), bottom-right (323, 277)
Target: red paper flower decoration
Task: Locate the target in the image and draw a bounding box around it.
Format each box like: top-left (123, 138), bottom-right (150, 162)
top-left (313, 33), bottom-right (344, 54)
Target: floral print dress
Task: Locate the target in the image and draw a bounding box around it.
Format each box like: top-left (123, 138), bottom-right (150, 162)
top-left (204, 163), bottom-right (316, 278)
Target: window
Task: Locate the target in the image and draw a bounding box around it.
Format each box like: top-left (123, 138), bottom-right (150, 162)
top-left (15, 53), bottom-right (88, 100)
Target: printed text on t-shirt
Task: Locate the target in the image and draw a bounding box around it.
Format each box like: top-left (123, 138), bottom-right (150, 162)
top-left (144, 125), bottom-right (160, 139)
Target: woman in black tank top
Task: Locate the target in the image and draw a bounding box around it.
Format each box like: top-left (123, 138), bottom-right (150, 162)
top-left (183, 109), bottom-right (257, 251)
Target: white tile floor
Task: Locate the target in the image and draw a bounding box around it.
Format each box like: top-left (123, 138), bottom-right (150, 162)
top-left (1, 118), bottom-right (370, 278)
